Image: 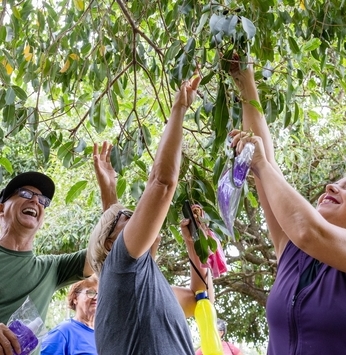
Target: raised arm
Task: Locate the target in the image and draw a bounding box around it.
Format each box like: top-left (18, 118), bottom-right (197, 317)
top-left (93, 141), bottom-right (118, 212)
top-left (82, 141), bottom-right (119, 276)
top-left (235, 134), bottom-right (346, 272)
top-left (230, 56), bottom-right (289, 258)
top-left (123, 76), bottom-right (201, 258)
top-left (172, 218), bottom-right (214, 318)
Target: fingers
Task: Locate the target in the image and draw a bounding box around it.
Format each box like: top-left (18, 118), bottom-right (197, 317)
top-left (190, 74), bottom-right (201, 91)
top-left (180, 218), bottom-right (190, 227)
top-left (105, 144), bottom-right (113, 163)
top-left (229, 130), bottom-right (260, 155)
top-left (180, 219), bottom-right (194, 242)
top-left (180, 74), bottom-right (200, 92)
top-left (0, 324), bottom-right (21, 355)
top-left (230, 130), bottom-right (248, 148)
top-left (94, 141), bottom-right (113, 163)
top-left (100, 141), bottom-right (108, 158)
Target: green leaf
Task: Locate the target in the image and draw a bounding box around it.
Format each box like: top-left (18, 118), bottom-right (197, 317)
top-left (113, 79), bottom-right (125, 99)
top-left (110, 145), bottom-right (123, 174)
top-left (87, 190), bottom-right (95, 207)
top-left (27, 107), bottom-right (39, 133)
top-left (164, 40), bottom-right (181, 64)
top-left (74, 139), bottom-right (86, 153)
top-left (241, 16), bottom-right (256, 39)
top-left (200, 71), bottom-right (215, 86)
top-left (107, 90), bottom-right (118, 117)
top-left (141, 124), bottom-right (151, 146)
top-left (0, 26), bottom-right (6, 42)
top-left (57, 141), bottom-right (74, 160)
top-left (185, 37), bottom-right (196, 60)
top-left (130, 180), bottom-right (145, 200)
top-left (196, 12), bottom-right (209, 34)
top-left (288, 36), bottom-right (300, 54)
top-left (209, 14), bottom-right (227, 35)
top-left (65, 180), bottom-right (88, 204)
top-left (213, 156), bottom-right (224, 186)
top-left (246, 190), bottom-right (258, 208)
top-left (37, 10), bottom-right (45, 31)
top-left (0, 157), bottom-right (13, 174)
top-left (5, 87), bottom-right (15, 105)
top-left (213, 82), bottom-right (229, 138)
top-left (207, 235), bottom-right (217, 253)
top-left (123, 140), bottom-right (135, 166)
top-left (89, 100), bottom-right (106, 133)
top-left (249, 99), bottom-right (264, 114)
top-left (265, 99), bottom-right (278, 124)
top-left (116, 176), bottom-right (126, 199)
top-left (135, 160), bottom-right (147, 173)
top-left (194, 231), bottom-right (209, 264)
top-left (12, 6), bottom-right (21, 19)
top-left (3, 104), bottom-right (15, 125)
top-left (38, 137), bottom-right (50, 162)
top-left (284, 109), bottom-right (291, 128)
top-left (293, 102), bottom-right (299, 123)
top-left (12, 86), bottom-right (27, 101)
top-left (302, 38), bottom-right (321, 52)
top-left (170, 225), bottom-right (183, 244)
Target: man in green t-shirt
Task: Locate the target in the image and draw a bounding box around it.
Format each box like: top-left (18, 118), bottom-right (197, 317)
top-left (0, 142), bottom-right (117, 355)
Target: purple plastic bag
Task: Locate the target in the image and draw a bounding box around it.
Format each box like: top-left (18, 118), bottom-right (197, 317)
top-left (217, 142), bottom-right (254, 239)
top-left (9, 320), bottom-right (39, 355)
top-left (7, 297), bottom-right (45, 355)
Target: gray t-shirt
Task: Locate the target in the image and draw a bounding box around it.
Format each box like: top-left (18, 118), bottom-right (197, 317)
top-left (95, 231), bottom-right (195, 355)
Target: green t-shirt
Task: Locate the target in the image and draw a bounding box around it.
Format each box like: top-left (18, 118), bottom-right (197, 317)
top-left (0, 245), bottom-right (86, 324)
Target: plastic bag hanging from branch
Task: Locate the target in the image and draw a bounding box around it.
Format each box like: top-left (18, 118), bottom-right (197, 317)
top-left (217, 134), bottom-right (255, 240)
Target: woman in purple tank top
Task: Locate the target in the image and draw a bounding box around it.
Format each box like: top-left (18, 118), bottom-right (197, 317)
top-left (229, 55), bottom-right (346, 355)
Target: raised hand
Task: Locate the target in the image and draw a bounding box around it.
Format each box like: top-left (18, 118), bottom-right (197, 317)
top-left (180, 218), bottom-right (195, 245)
top-left (93, 141), bottom-right (118, 211)
top-left (173, 75), bottom-right (201, 109)
top-left (230, 130), bottom-right (268, 178)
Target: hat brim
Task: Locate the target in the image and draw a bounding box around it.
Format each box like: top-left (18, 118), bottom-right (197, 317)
top-left (0, 172), bottom-right (55, 203)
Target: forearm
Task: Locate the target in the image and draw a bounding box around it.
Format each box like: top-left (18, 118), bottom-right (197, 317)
top-left (255, 161), bottom-right (319, 243)
top-left (151, 104), bottom-right (186, 182)
top-left (240, 79), bottom-right (277, 166)
top-left (99, 187), bottom-right (117, 212)
top-left (186, 241), bottom-right (214, 302)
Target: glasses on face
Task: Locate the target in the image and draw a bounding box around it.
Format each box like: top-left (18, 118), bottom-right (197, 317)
top-left (107, 210), bottom-right (133, 238)
top-left (77, 290), bottom-right (98, 299)
top-left (11, 188), bottom-right (51, 208)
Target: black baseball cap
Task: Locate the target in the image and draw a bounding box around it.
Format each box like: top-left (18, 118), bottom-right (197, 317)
top-left (0, 172), bottom-right (55, 203)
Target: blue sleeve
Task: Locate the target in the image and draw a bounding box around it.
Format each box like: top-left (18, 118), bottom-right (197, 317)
top-left (40, 328), bottom-right (68, 355)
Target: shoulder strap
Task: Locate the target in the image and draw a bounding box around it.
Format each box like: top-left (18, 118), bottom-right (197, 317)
top-left (225, 341), bottom-right (235, 355)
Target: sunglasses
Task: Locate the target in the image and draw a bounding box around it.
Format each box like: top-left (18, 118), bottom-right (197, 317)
top-left (76, 290), bottom-right (98, 299)
top-left (9, 188), bottom-right (51, 208)
top-left (107, 210), bottom-right (133, 237)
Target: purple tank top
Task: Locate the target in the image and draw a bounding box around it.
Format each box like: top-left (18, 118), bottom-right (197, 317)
top-left (266, 241), bottom-right (346, 354)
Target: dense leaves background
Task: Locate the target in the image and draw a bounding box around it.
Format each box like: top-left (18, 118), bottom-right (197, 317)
top-left (1, 0), bottom-right (346, 347)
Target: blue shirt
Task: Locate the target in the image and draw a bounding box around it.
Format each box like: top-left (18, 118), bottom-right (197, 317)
top-left (41, 319), bottom-right (96, 355)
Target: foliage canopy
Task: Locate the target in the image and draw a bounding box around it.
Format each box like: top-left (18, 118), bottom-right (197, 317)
top-left (1, 0), bottom-right (346, 346)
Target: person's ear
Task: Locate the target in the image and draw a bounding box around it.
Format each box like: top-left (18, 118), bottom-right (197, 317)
top-left (105, 238), bottom-right (113, 251)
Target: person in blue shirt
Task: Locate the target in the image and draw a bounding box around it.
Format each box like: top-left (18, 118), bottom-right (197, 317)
top-left (41, 274), bottom-right (98, 355)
